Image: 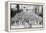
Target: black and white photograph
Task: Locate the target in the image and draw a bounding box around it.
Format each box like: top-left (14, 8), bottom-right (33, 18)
top-left (7, 2), bottom-right (44, 30)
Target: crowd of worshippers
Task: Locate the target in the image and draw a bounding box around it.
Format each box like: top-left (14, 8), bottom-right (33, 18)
top-left (11, 18), bottom-right (32, 28)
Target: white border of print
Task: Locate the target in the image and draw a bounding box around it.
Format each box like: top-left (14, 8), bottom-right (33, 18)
top-left (6, 1), bottom-right (45, 32)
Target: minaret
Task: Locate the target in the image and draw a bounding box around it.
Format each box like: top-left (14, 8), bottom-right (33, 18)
top-left (17, 4), bottom-right (19, 12)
